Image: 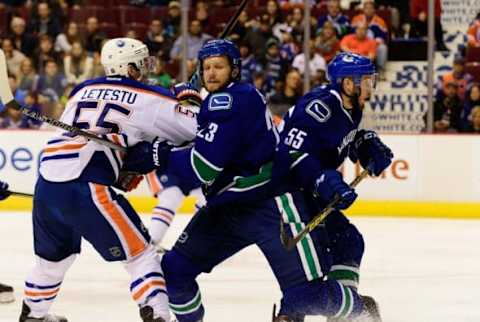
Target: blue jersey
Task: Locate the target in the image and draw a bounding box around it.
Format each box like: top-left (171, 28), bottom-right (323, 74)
top-left (276, 84), bottom-right (362, 190)
top-left (167, 82), bottom-right (279, 203)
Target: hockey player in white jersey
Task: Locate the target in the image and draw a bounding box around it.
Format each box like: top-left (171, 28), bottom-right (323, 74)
top-left (19, 38), bottom-right (197, 322)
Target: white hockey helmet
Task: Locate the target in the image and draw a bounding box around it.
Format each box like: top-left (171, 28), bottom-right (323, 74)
top-left (101, 38), bottom-right (154, 77)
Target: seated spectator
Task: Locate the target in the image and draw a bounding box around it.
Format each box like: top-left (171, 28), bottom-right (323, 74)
top-left (464, 106), bottom-right (480, 133)
top-left (317, 0), bottom-right (351, 39)
top-left (91, 52), bottom-right (105, 78)
top-left (84, 17), bottom-right (106, 55)
top-left (315, 20), bottom-right (340, 63)
top-left (34, 34), bottom-right (62, 74)
top-left (289, 7), bottom-right (306, 42)
top-left (55, 22), bottom-right (82, 55)
top-left (433, 81), bottom-right (463, 132)
top-left (64, 41), bottom-right (93, 86)
top-left (243, 13), bottom-right (276, 59)
top-left (410, 0), bottom-right (448, 51)
top-left (144, 19), bottom-right (173, 61)
top-left (352, 0), bottom-right (388, 74)
top-left (467, 12), bottom-right (480, 48)
top-left (260, 39), bottom-right (288, 94)
top-left (1, 38), bottom-right (26, 77)
top-left (18, 58), bottom-right (39, 92)
top-left (229, 10), bottom-right (252, 42)
top-left (462, 83), bottom-right (480, 127)
top-left (147, 59), bottom-right (172, 89)
top-left (125, 29), bottom-right (139, 40)
top-left (269, 68), bottom-right (302, 119)
top-left (0, 74), bottom-right (26, 113)
top-left (239, 42), bottom-right (262, 84)
top-left (0, 92), bottom-right (42, 129)
top-left (253, 71), bottom-right (267, 95)
top-left (277, 25), bottom-right (300, 63)
top-left (9, 16), bottom-right (37, 57)
top-left (292, 39), bottom-right (326, 77)
top-left (27, 1), bottom-right (62, 38)
top-left (266, 0), bottom-right (284, 25)
top-left (340, 23), bottom-right (377, 61)
top-left (437, 57), bottom-right (473, 101)
top-left (278, 0), bottom-right (315, 10)
top-left (164, 1), bottom-right (182, 39)
top-left (170, 19), bottom-right (213, 61)
top-left (194, 1), bottom-right (215, 36)
top-left (38, 59), bottom-right (67, 98)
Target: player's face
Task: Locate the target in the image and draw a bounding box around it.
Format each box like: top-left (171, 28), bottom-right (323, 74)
top-left (202, 56), bottom-right (232, 92)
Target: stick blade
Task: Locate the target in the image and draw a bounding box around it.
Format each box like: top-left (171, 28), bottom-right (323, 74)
top-left (0, 49), bottom-right (14, 105)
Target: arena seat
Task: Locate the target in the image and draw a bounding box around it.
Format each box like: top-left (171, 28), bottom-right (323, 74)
top-left (466, 62), bottom-right (480, 82)
top-left (466, 46), bottom-right (480, 63)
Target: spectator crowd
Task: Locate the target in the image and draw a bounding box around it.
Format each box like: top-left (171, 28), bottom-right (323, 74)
top-left (0, 0), bottom-right (479, 133)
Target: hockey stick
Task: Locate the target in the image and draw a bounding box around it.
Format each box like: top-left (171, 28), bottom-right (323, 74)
top-left (189, 0), bottom-right (251, 90)
top-left (0, 50), bottom-right (126, 152)
top-left (8, 191), bottom-right (34, 198)
top-left (280, 169), bottom-right (369, 251)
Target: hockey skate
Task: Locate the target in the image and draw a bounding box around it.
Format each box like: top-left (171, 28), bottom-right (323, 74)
top-left (271, 304), bottom-right (299, 322)
top-left (139, 305), bottom-right (166, 322)
top-left (19, 301), bottom-right (67, 322)
top-left (0, 282), bottom-right (14, 303)
top-left (327, 295), bottom-right (382, 322)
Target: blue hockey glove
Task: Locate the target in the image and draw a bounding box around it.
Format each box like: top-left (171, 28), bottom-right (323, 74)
top-left (152, 138), bottom-right (173, 171)
top-left (0, 180), bottom-right (11, 201)
top-left (349, 130), bottom-right (394, 177)
top-left (314, 170), bottom-right (357, 210)
top-left (172, 82), bottom-right (202, 107)
top-left (122, 141), bottom-right (156, 174)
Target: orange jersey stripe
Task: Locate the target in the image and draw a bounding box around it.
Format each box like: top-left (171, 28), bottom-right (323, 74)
top-left (132, 280), bottom-right (165, 301)
top-left (94, 185), bottom-right (146, 257)
top-left (43, 143), bottom-right (87, 154)
top-left (25, 288), bottom-right (60, 297)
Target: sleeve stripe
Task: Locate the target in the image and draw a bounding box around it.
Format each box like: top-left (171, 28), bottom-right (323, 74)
top-left (190, 148), bottom-right (223, 184)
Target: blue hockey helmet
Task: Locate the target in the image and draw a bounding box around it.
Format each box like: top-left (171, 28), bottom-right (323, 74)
top-left (198, 39), bottom-right (241, 80)
top-left (327, 52), bottom-right (376, 86)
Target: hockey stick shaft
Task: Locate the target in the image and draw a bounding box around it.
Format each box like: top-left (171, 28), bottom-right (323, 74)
top-left (0, 49), bottom-right (126, 152)
top-left (189, 0), bottom-right (251, 90)
top-left (8, 191), bottom-right (34, 198)
top-left (281, 169), bottom-right (370, 251)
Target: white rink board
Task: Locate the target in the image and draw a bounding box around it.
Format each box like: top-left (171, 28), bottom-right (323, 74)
top-left (0, 131), bottom-right (478, 203)
top-left (1, 213), bottom-right (480, 322)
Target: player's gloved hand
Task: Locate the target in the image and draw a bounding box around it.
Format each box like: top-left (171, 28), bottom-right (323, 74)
top-left (122, 141), bottom-right (157, 174)
top-left (172, 82), bottom-right (202, 107)
top-left (0, 180), bottom-right (11, 201)
top-left (152, 138), bottom-right (173, 171)
top-left (313, 170), bottom-right (357, 210)
top-left (113, 171), bottom-right (144, 192)
top-left (349, 130), bottom-right (394, 176)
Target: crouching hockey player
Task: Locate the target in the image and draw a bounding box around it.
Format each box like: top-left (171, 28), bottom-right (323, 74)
top-left (18, 38), bottom-right (198, 322)
top-left (146, 40), bottom-right (391, 321)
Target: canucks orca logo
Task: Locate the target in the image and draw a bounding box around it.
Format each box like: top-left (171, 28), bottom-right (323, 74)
top-left (306, 99), bottom-right (331, 123)
top-left (116, 39), bottom-right (126, 47)
top-left (208, 93), bottom-right (233, 111)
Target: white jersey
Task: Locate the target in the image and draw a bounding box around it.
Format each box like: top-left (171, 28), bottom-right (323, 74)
top-left (40, 76), bottom-right (197, 183)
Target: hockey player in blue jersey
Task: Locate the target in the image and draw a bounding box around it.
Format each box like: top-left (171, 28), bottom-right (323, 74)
top-left (147, 40), bottom-right (388, 321)
top-left (266, 52), bottom-right (393, 322)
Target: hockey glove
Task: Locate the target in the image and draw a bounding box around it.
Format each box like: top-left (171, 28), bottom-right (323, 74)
top-left (122, 141), bottom-right (156, 174)
top-left (349, 130), bottom-right (394, 176)
top-left (314, 170), bottom-right (357, 210)
top-left (172, 82), bottom-right (202, 107)
top-left (152, 138), bottom-right (173, 171)
top-left (0, 180), bottom-right (11, 201)
top-left (113, 171), bottom-right (144, 192)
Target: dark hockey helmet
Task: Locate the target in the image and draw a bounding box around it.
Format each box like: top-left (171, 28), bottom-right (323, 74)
top-left (198, 39), bottom-right (241, 81)
top-left (327, 52), bottom-right (376, 87)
